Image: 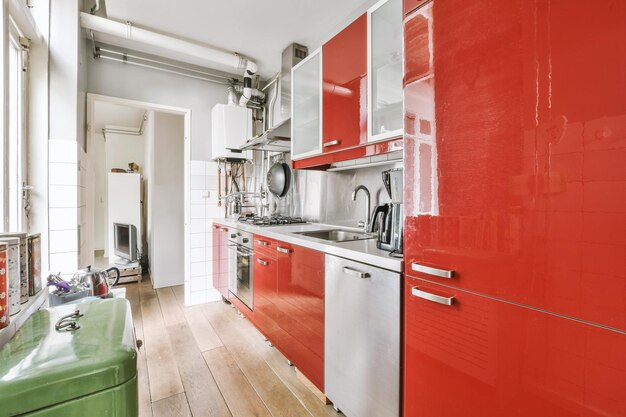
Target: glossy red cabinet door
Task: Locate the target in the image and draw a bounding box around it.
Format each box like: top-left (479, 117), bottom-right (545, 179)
top-left (275, 242), bottom-right (325, 391)
top-left (322, 14), bottom-right (367, 152)
top-left (252, 252), bottom-right (281, 340)
top-left (403, 0), bottom-right (429, 16)
top-left (212, 225), bottom-right (229, 298)
top-left (404, 276), bottom-right (626, 417)
top-left (404, 0), bottom-right (626, 331)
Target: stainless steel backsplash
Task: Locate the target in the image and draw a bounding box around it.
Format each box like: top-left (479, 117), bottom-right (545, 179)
top-left (255, 152), bottom-right (402, 228)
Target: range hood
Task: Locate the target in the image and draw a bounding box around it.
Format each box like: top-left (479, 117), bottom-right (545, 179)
top-left (235, 43), bottom-right (308, 153)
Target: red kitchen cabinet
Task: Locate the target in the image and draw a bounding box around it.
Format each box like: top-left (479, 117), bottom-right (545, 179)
top-left (404, 276), bottom-right (626, 417)
top-left (322, 14), bottom-right (367, 152)
top-left (403, 0), bottom-right (626, 331)
top-left (275, 242), bottom-right (325, 391)
top-left (212, 224), bottom-right (229, 299)
top-left (403, 0), bottom-right (429, 16)
top-left (252, 252), bottom-right (281, 340)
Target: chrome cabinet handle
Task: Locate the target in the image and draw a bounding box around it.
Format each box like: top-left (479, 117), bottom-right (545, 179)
top-left (257, 258), bottom-right (269, 266)
top-left (213, 225), bottom-right (221, 230)
top-left (411, 263), bottom-right (455, 279)
top-left (343, 266), bottom-right (370, 278)
top-left (256, 240), bottom-right (269, 246)
top-left (277, 246), bottom-right (292, 254)
top-left (323, 140), bottom-right (341, 148)
top-left (411, 287), bottom-right (454, 306)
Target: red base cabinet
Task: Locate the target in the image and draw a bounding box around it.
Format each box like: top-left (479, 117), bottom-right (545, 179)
top-left (404, 277), bottom-right (626, 417)
top-left (275, 242), bottom-right (325, 391)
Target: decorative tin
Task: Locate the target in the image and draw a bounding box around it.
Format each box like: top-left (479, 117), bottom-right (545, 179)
top-left (27, 233), bottom-right (42, 296)
top-left (0, 232), bottom-right (29, 304)
top-left (0, 237), bottom-right (21, 316)
top-left (0, 243), bottom-right (8, 329)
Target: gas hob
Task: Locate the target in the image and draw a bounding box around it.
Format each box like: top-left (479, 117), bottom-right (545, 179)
top-left (238, 215), bottom-right (307, 227)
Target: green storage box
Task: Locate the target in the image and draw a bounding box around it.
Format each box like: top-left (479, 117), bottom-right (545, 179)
top-left (0, 299), bottom-right (138, 417)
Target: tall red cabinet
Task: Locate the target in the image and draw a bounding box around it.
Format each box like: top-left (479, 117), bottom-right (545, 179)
top-left (403, 0), bottom-right (626, 416)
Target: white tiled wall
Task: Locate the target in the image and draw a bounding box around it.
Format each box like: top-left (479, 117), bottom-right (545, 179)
top-left (48, 140), bottom-right (80, 273)
top-left (186, 160), bottom-right (224, 305)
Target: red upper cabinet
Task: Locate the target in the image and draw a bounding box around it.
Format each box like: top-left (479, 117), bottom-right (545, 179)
top-left (404, 276), bottom-right (626, 417)
top-left (403, 0), bottom-right (429, 16)
top-left (403, 0), bottom-right (626, 331)
top-left (275, 242), bottom-right (325, 391)
top-left (322, 14), bottom-right (368, 152)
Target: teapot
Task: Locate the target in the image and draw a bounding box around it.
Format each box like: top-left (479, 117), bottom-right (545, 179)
top-left (75, 265), bottom-right (120, 298)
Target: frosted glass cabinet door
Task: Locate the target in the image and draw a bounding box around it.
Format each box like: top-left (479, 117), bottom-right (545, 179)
top-left (368, 0), bottom-right (404, 142)
top-left (291, 50), bottom-right (322, 159)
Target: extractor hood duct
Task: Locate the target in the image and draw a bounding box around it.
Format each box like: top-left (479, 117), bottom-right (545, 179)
top-left (80, 12), bottom-right (255, 74)
top-left (236, 43), bottom-right (308, 153)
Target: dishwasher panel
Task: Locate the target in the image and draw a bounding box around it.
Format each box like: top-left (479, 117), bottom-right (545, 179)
top-left (325, 254), bottom-right (401, 417)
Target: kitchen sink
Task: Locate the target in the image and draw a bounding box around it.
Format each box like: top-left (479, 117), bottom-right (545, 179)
top-left (293, 229), bottom-right (376, 243)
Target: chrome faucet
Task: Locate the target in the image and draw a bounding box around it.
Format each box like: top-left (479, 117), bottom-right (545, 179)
top-left (352, 185), bottom-right (371, 232)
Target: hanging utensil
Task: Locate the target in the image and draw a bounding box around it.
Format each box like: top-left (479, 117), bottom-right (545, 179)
top-left (267, 161), bottom-right (291, 198)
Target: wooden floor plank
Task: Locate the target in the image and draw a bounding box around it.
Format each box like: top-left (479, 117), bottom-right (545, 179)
top-left (166, 322), bottom-right (232, 417)
top-left (202, 302), bottom-right (314, 417)
top-left (156, 287), bottom-right (186, 326)
top-left (140, 284), bottom-right (185, 402)
top-left (171, 285), bottom-right (186, 307)
top-left (151, 393), bottom-right (192, 417)
top-left (183, 305), bottom-right (224, 352)
top-left (203, 346), bottom-right (273, 417)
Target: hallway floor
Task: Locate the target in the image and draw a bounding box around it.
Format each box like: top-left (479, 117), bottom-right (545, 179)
top-left (123, 278), bottom-right (339, 417)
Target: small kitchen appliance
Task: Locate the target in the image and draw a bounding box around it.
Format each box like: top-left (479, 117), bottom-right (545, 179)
top-left (75, 265), bottom-right (121, 298)
top-left (371, 168), bottom-right (404, 254)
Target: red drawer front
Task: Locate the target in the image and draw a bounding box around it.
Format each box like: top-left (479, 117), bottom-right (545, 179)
top-left (404, 277), bottom-right (626, 417)
top-left (253, 235), bottom-right (279, 258)
top-left (322, 13), bottom-right (367, 152)
top-left (403, 0), bottom-right (626, 331)
top-left (253, 254), bottom-right (281, 339)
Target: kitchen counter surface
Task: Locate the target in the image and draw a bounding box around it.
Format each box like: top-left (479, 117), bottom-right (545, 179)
top-left (213, 219), bottom-right (403, 273)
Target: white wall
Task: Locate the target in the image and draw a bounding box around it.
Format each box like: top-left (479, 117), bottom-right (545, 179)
top-left (86, 50), bottom-right (229, 160)
top-left (149, 112), bottom-right (184, 288)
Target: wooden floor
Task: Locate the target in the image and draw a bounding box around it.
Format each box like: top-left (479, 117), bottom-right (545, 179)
top-left (123, 277), bottom-right (340, 417)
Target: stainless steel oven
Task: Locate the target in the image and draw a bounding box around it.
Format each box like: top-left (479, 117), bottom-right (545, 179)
top-left (227, 229), bottom-right (254, 310)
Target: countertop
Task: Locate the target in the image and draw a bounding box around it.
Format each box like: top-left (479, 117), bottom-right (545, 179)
top-left (213, 219), bottom-right (403, 273)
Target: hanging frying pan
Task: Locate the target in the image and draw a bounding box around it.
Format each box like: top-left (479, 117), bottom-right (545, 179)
top-left (267, 161), bottom-right (291, 198)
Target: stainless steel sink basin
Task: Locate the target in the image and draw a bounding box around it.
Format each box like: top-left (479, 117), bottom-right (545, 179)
top-left (293, 229), bottom-right (376, 243)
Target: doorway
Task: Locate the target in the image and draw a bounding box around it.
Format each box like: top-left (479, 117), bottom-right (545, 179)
top-left (86, 93), bottom-right (191, 292)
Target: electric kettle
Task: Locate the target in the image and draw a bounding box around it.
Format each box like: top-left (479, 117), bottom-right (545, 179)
top-left (75, 265), bottom-right (120, 298)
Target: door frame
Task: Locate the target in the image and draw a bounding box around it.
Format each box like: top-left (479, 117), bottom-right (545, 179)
top-left (86, 93), bottom-right (191, 300)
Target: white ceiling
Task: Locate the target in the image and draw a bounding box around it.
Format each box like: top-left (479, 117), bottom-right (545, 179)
top-left (93, 100), bottom-right (147, 134)
top-left (102, 0), bottom-right (379, 78)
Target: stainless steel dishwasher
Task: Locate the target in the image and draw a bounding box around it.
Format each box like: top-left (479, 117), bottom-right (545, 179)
top-left (325, 254), bottom-right (400, 417)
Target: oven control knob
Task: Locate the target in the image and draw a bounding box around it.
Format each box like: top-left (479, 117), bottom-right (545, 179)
top-left (230, 234), bottom-right (236, 238)
top-left (242, 238), bottom-right (249, 243)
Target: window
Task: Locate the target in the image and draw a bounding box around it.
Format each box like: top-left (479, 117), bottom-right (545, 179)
top-left (1, 17), bottom-right (29, 233)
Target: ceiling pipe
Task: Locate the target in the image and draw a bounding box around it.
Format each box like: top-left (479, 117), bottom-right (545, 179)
top-left (80, 12), bottom-right (252, 73)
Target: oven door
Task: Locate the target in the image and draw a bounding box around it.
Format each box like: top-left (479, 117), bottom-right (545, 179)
top-left (227, 244), bottom-right (254, 310)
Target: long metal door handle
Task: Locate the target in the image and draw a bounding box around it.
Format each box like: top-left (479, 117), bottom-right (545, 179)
top-left (277, 246), bottom-right (292, 254)
top-left (411, 263), bottom-right (455, 279)
top-left (257, 258), bottom-right (269, 266)
top-left (323, 140), bottom-right (341, 148)
top-left (343, 266), bottom-right (370, 278)
top-left (411, 287), bottom-right (454, 306)
top-left (227, 245), bottom-right (252, 257)
top-left (256, 240), bottom-right (269, 246)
